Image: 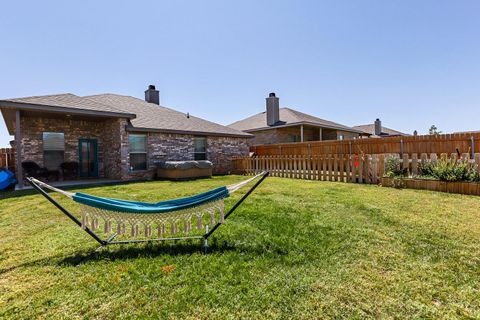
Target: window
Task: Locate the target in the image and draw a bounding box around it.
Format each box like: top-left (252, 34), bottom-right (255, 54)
top-left (338, 135), bottom-right (345, 140)
top-left (194, 137), bottom-right (207, 160)
top-left (43, 132), bottom-right (64, 170)
top-left (288, 135), bottom-right (301, 142)
top-left (129, 134), bottom-right (147, 171)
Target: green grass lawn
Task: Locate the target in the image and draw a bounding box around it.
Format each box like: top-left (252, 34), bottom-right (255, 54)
top-left (1, 176), bottom-right (480, 319)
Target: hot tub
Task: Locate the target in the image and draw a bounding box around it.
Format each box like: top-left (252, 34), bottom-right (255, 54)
top-left (156, 161), bottom-right (213, 180)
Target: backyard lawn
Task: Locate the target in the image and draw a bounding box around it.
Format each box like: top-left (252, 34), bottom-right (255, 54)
top-left (1, 176), bottom-right (479, 319)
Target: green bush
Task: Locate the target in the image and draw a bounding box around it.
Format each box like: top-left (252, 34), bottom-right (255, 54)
top-left (384, 155), bottom-right (407, 178)
top-left (422, 158), bottom-right (480, 182)
top-left (386, 156), bottom-right (480, 183)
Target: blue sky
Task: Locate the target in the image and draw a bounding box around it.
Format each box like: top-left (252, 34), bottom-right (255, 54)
top-left (0, 0), bottom-right (479, 147)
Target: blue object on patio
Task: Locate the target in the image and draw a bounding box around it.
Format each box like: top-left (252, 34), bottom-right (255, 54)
top-left (0, 169), bottom-right (16, 190)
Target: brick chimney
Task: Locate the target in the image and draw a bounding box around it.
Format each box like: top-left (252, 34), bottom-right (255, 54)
top-left (374, 118), bottom-right (382, 136)
top-left (266, 92), bottom-right (279, 126)
top-left (145, 85), bottom-right (160, 105)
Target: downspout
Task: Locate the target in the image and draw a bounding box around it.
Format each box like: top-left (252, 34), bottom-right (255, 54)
top-left (15, 110), bottom-right (23, 188)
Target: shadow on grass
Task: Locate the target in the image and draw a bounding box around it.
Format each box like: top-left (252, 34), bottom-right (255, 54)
top-left (1, 238), bottom-right (287, 273)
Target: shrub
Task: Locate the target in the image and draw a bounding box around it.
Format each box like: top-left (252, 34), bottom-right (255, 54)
top-left (384, 155), bottom-right (407, 178)
top-left (426, 158), bottom-right (480, 182)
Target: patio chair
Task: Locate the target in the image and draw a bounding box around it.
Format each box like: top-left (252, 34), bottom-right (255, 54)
top-left (22, 161), bottom-right (49, 180)
top-left (60, 161), bottom-right (79, 180)
top-left (22, 161), bottom-right (59, 181)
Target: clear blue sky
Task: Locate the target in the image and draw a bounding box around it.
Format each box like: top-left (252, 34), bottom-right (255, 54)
top-left (1, 0), bottom-right (479, 147)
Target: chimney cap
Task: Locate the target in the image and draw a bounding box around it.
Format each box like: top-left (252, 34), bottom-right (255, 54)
top-left (268, 92), bottom-right (276, 97)
top-left (375, 118), bottom-right (380, 122)
top-left (148, 84), bottom-right (156, 90)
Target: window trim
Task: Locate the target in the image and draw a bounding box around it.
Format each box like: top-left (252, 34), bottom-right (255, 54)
top-left (43, 132), bottom-right (65, 170)
top-left (193, 136), bottom-right (207, 161)
top-left (128, 133), bottom-right (148, 171)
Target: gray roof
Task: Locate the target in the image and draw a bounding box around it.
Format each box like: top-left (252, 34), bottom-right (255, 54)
top-left (84, 94), bottom-right (250, 137)
top-left (0, 93), bottom-right (251, 137)
top-left (352, 124), bottom-right (408, 137)
top-left (1, 93), bottom-right (134, 117)
top-left (228, 107), bottom-right (363, 133)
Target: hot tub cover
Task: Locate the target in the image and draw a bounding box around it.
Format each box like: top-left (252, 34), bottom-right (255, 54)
top-left (157, 160), bottom-right (213, 170)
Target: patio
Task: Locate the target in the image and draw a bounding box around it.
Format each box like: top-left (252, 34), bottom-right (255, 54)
top-left (15, 178), bottom-right (123, 191)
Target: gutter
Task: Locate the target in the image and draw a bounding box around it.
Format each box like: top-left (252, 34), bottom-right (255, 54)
top-left (126, 126), bottom-right (253, 138)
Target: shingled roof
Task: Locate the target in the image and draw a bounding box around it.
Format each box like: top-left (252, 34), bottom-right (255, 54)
top-left (85, 94), bottom-right (251, 137)
top-left (0, 93), bottom-right (250, 138)
top-left (1, 93), bottom-right (135, 118)
top-left (228, 107), bottom-right (363, 133)
top-left (352, 124), bottom-right (407, 137)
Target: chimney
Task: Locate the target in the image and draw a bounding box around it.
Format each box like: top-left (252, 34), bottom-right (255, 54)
top-left (266, 92), bottom-right (279, 126)
top-left (374, 118), bottom-right (382, 136)
top-left (145, 85), bottom-right (160, 105)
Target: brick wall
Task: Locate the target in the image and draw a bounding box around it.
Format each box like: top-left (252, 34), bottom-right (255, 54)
top-left (20, 116), bottom-right (110, 178)
top-left (19, 114), bottom-right (249, 181)
top-left (123, 132), bottom-right (249, 178)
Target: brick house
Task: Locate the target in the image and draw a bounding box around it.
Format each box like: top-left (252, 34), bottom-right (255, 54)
top-left (228, 93), bottom-right (367, 146)
top-left (352, 118), bottom-right (408, 138)
top-left (0, 85), bottom-right (251, 187)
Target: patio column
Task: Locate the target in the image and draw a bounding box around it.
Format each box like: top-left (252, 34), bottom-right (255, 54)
top-left (300, 125), bottom-right (304, 142)
top-left (15, 109), bottom-right (23, 188)
top-left (319, 127), bottom-right (323, 141)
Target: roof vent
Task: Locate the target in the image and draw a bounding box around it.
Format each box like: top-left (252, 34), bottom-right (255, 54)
top-left (145, 85), bottom-right (160, 105)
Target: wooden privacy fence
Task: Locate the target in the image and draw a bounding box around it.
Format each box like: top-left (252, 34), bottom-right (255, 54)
top-left (251, 132), bottom-right (480, 156)
top-left (0, 148), bottom-right (15, 172)
top-left (233, 152), bottom-right (480, 186)
top-left (233, 154), bottom-right (385, 184)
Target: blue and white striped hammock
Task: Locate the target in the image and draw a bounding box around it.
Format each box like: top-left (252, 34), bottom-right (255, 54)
top-left (29, 173), bottom-right (263, 237)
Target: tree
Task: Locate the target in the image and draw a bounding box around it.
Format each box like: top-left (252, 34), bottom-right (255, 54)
top-left (429, 125), bottom-right (442, 135)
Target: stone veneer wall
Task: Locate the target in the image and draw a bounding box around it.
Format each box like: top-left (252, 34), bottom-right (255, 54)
top-left (20, 115), bottom-right (110, 178)
top-left (206, 136), bottom-right (249, 174)
top-left (18, 114), bottom-right (249, 181)
top-left (103, 118), bottom-right (128, 179)
top-left (121, 132), bottom-right (249, 179)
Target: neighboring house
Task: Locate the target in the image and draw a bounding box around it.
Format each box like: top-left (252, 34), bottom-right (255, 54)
top-left (0, 85), bottom-right (251, 187)
top-left (352, 119), bottom-right (408, 138)
top-left (228, 93), bottom-right (366, 145)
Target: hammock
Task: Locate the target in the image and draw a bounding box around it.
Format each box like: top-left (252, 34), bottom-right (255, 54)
top-left (27, 172), bottom-right (268, 241)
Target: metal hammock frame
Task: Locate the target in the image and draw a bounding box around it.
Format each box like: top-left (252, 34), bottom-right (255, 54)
top-left (26, 171), bottom-right (269, 258)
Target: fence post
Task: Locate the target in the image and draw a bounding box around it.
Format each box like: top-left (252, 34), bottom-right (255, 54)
top-left (471, 136), bottom-right (475, 159)
top-left (412, 153), bottom-right (418, 176)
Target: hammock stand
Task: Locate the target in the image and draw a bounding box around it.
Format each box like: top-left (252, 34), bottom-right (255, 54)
top-left (26, 171), bottom-right (269, 259)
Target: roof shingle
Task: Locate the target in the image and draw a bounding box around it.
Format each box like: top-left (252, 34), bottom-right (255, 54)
top-left (0, 93), bottom-right (251, 137)
top-left (3, 93), bottom-right (132, 116)
top-left (352, 124), bottom-right (408, 137)
top-left (84, 94), bottom-right (251, 137)
top-left (228, 107), bottom-right (362, 133)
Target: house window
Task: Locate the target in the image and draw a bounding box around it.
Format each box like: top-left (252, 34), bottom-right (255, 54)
top-left (288, 135), bottom-right (301, 142)
top-left (129, 134), bottom-right (147, 171)
top-left (194, 137), bottom-right (207, 160)
top-left (43, 132), bottom-right (64, 170)
top-left (338, 135), bottom-right (344, 140)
